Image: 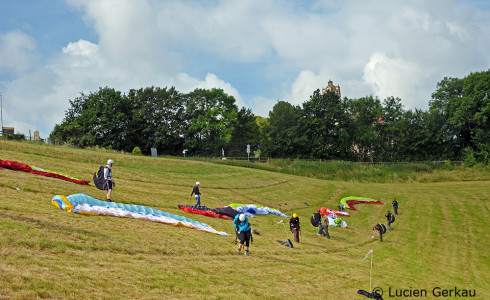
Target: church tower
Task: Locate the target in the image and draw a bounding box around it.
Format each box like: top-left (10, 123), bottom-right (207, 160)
top-left (322, 80), bottom-right (341, 99)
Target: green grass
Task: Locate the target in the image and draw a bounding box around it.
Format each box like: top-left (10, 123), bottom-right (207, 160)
top-left (1, 140), bottom-right (489, 299)
top-left (197, 158), bottom-right (489, 183)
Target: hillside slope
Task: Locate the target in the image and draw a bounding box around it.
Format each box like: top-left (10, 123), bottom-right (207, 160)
top-left (1, 140), bottom-right (488, 299)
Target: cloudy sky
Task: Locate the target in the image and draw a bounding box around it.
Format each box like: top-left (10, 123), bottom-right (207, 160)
top-left (1, 0), bottom-right (489, 138)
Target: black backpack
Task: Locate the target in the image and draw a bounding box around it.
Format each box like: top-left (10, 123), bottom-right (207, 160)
top-left (93, 166), bottom-right (106, 190)
top-left (380, 223), bottom-right (387, 234)
top-left (310, 213), bottom-right (321, 227)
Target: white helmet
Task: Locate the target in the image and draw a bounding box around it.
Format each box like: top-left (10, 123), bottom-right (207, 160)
top-left (107, 159), bottom-right (114, 165)
top-left (239, 214), bottom-right (246, 222)
top-left (196, 182), bottom-right (200, 185)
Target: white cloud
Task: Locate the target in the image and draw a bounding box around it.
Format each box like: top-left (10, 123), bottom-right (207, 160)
top-left (363, 52), bottom-right (428, 109)
top-left (172, 73), bottom-right (245, 109)
top-left (0, 31), bottom-right (37, 75)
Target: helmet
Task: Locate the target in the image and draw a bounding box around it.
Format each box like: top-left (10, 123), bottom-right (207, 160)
top-left (107, 159), bottom-right (114, 165)
top-left (239, 214), bottom-right (246, 222)
top-left (292, 213), bottom-right (298, 218)
top-left (393, 198), bottom-right (396, 200)
top-left (196, 182), bottom-right (200, 185)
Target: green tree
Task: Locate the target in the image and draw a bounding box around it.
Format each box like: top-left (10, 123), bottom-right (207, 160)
top-left (260, 101), bottom-right (306, 158)
top-left (301, 89), bottom-right (350, 159)
top-left (183, 88), bottom-right (239, 156)
top-left (50, 87), bottom-right (129, 149)
top-left (227, 107), bottom-right (260, 157)
top-left (127, 86), bottom-right (186, 155)
top-left (344, 96), bottom-right (383, 162)
top-left (429, 70), bottom-right (490, 162)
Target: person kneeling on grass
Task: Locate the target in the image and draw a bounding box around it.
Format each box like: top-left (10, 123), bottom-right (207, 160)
top-left (234, 213), bottom-right (252, 256)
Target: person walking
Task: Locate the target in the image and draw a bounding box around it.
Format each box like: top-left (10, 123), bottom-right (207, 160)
top-left (392, 198), bottom-right (399, 215)
top-left (234, 213), bottom-right (252, 256)
top-left (317, 213), bottom-right (330, 239)
top-left (189, 182), bottom-right (202, 207)
top-left (289, 213), bottom-right (300, 243)
top-left (104, 159), bottom-right (115, 202)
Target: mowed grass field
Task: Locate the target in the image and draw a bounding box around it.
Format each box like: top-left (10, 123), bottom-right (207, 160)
top-left (0, 140), bottom-right (489, 299)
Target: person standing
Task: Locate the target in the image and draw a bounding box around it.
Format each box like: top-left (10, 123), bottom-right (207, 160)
top-left (392, 198), bottom-right (399, 215)
top-left (317, 213), bottom-right (330, 239)
top-left (385, 210), bottom-right (393, 229)
top-left (104, 159), bottom-right (115, 202)
top-left (289, 213), bottom-right (300, 243)
top-left (189, 182), bottom-right (202, 207)
top-left (234, 214), bottom-right (252, 256)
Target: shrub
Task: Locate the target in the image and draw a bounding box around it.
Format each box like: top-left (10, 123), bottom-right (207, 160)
top-left (463, 147), bottom-right (476, 167)
top-left (132, 147), bottom-right (143, 155)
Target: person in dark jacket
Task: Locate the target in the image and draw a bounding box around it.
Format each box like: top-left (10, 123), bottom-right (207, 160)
top-left (317, 213), bottom-right (330, 239)
top-left (234, 214), bottom-right (252, 256)
top-left (373, 224), bottom-right (384, 241)
top-left (189, 182), bottom-right (202, 207)
top-left (385, 210), bottom-right (393, 229)
top-left (289, 213), bottom-right (300, 243)
top-left (392, 198), bottom-right (399, 215)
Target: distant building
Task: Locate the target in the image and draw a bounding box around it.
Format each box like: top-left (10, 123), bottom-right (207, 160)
top-left (322, 80), bottom-right (341, 99)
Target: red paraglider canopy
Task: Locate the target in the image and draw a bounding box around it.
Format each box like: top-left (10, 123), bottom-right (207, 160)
top-left (0, 159), bottom-right (90, 185)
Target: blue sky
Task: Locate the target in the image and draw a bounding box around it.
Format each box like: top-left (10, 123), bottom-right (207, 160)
top-left (1, 0), bottom-right (489, 138)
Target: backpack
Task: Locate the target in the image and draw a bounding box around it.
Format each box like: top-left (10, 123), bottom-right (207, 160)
top-left (380, 223), bottom-right (387, 234)
top-left (93, 166), bottom-right (106, 190)
top-left (310, 212), bottom-right (321, 227)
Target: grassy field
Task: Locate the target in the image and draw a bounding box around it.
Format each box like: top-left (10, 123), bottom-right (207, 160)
top-left (0, 140), bottom-right (489, 299)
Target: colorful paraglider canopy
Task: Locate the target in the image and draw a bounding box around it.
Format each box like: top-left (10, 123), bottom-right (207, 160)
top-left (339, 196), bottom-right (383, 211)
top-left (0, 159), bottom-right (89, 185)
top-left (52, 193), bottom-right (229, 236)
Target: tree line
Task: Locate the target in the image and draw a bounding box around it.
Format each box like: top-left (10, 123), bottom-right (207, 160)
top-left (50, 70), bottom-right (489, 164)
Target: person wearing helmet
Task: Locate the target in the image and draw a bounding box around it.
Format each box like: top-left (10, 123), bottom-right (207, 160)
top-left (289, 213), bottom-right (300, 243)
top-left (317, 212), bottom-right (330, 239)
top-left (233, 213), bottom-right (252, 256)
top-left (392, 198), bottom-right (399, 215)
top-left (189, 182), bottom-right (202, 207)
top-left (104, 159), bottom-right (115, 202)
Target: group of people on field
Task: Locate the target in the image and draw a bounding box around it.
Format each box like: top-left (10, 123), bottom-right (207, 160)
top-left (373, 198), bottom-right (399, 241)
top-left (101, 158), bottom-right (400, 255)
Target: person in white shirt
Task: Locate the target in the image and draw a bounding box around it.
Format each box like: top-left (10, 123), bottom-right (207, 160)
top-left (104, 159), bottom-right (115, 202)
